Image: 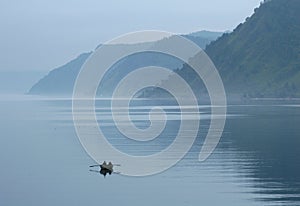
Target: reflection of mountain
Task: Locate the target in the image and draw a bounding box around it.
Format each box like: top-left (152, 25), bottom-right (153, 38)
top-left (224, 105), bottom-right (300, 204)
top-left (28, 31), bottom-right (222, 96)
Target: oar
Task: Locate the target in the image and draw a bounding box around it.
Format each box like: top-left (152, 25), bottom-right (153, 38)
top-left (89, 165), bottom-right (101, 167)
top-left (89, 169), bottom-right (100, 173)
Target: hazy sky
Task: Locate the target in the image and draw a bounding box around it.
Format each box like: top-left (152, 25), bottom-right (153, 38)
top-left (0, 0), bottom-right (262, 72)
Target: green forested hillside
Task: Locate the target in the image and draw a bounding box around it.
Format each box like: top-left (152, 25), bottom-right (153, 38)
top-left (204, 0), bottom-right (300, 98)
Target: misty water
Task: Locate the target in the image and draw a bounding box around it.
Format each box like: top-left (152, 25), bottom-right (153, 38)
top-left (1, 95), bottom-right (300, 206)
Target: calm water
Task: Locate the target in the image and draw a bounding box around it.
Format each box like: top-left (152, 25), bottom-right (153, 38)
top-left (0, 95), bottom-right (300, 206)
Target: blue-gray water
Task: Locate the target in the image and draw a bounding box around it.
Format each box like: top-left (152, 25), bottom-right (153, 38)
top-left (1, 95), bottom-right (300, 206)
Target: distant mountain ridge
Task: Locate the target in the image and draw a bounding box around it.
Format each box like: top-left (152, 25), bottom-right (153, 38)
top-left (187, 30), bottom-right (225, 39)
top-left (28, 31), bottom-right (222, 95)
top-left (30, 0), bottom-right (300, 99)
top-left (29, 52), bottom-right (91, 95)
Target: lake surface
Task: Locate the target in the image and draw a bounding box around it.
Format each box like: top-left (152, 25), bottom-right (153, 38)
top-left (0, 95), bottom-right (300, 206)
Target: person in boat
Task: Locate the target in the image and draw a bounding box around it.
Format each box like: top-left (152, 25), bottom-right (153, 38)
top-left (89, 161), bottom-right (117, 177)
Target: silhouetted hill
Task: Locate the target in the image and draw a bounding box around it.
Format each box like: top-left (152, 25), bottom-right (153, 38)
top-left (29, 52), bottom-right (91, 95)
top-left (28, 31), bottom-right (222, 96)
